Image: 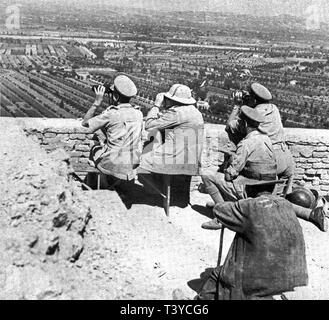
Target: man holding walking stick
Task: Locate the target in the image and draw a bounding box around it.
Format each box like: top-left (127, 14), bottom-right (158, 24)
top-left (196, 180), bottom-right (311, 300)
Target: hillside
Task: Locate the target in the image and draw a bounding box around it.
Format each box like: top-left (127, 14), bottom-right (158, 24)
top-left (1, 121), bottom-right (329, 300)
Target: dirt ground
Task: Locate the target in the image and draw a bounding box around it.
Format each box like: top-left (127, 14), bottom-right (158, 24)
top-left (1, 122), bottom-right (329, 300)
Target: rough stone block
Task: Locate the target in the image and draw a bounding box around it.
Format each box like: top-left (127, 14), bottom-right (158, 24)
top-left (300, 148), bottom-right (314, 158)
top-left (79, 158), bottom-right (89, 164)
top-left (70, 151), bottom-right (83, 158)
top-left (312, 179), bottom-right (320, 186)
top-left (316, 146), bottom-right (328, 152)
top-left (44, 133), bottom-right (57, 138)
top-left (295, 158), bottom-right (308, 163)
top-left (313, 151), bottom-right (328, 158)
top-left (298, 163), bottom-right (313, 169)
top-left (303, 175), bottom-right (317, 181)
top-left (35, 132), bottom-right (43, 139)
top-left (70, 158), bottom-right (80, 167)
top-left (44, 145), bottom-right (56, 152)
top-left (58, 134), bottom-right (70, 141)
top-left (313, 163), bottom-right (329, 169)
top-left (66, 140), bottom-right (76, 148)
top-left (305, 169), bottom-right (317, 175)
top-left (44, 137), bottom-right (62, 144)
top-left (295, 168), bottom-right (305, 174)
top-left (70, 134), bottom-right (87, 140)
top-left (291, 145), bottom-right (313, 158)
top-left (307, 159), bottom-right (319, 163)
top-left (320, 171), bottom-right (329, 177)
top-left (52, 142), bottom-right (67, 149)
top-left (45, 127), bottom-right (67, 134)
top-left (75, 145), bottom-right (90, 152)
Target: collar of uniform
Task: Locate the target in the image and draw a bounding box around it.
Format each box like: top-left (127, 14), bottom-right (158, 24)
top-left (119, 103), bottom-right (133, 109)
top-left (170, 104), bottom-right (193, 110)
top-left (245, 130), bottom-right (262, 139)
top-left (109, 103), bottom-right (132, 110)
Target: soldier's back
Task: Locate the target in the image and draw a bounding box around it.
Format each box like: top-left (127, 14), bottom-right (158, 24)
top-left (255, 103), bottom-right (285, 144)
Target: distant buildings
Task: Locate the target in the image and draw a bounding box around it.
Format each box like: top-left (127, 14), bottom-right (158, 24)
top-left (75, 70), bottom-right (90, 81)
top-left (77, 46), bottom-right (97, 60)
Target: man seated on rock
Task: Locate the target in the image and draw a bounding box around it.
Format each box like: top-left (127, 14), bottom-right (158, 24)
top-left (201, 105), bottom-right (277, 227)
top-left (82, 75), bottom-right (143, 190)
top-left (201, 103), bottom-right (328, 232)
top-left (226, 82), bottom-right (295, 182)
top-left (196, 180), bottom-right (312, 300)
top-left (139, 84), bottom-right (204, 206)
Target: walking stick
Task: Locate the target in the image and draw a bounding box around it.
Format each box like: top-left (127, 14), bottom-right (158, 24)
top-left (217, 226), bottom-right (225, 266)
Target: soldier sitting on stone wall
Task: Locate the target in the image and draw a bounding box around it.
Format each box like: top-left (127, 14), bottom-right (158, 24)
top-left (201, 105), bottom-right (328, 232)
top-left (82, 75), bottom-right (143, 194)
top-left (227, 83), bottom-right (295, 182)
top-left (138, 84), bottom-right (204, 207)
top-left (201, 106), bottom-right (277, 228)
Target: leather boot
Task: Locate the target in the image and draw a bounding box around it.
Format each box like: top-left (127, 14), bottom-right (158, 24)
top-left (310, 207), bottom-right (328, 232)
top-left (206, 201), bottom-right (215, 209)
top-left (201, 218), bottom-right (222, 230)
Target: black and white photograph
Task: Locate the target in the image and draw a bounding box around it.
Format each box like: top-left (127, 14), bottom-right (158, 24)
top-left (0, 0), bottom-right (329, 304)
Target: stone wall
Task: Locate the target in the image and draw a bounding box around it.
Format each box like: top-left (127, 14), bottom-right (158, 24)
top-left (3, 118), bottom-right (329, 194)
top-left (203, 125), bottom-right (329, 194)
top-left (11, 118), bottom-right (95, 176)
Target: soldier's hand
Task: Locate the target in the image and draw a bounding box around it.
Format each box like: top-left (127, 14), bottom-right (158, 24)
top-left (154, 93), bottom-right (165, 108)
top-left (94, 85), bottom-right (106, 105)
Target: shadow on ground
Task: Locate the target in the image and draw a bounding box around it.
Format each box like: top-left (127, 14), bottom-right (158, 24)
top-left (191, 205), bottom-right (213, 219)
top-left (83, 173), bottom-right (194, 210)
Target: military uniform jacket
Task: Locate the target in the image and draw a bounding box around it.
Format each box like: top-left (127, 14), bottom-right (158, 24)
top-left (227, 103), bottom-right (285, 145)
top-left (226, 130), bottom-right (277, 179)
top-left (140, 104), bottom-right (204, 175)
top-left (214, 195), bottom-right (308, 299)
top-left (225, 130), bottom-right (277, 198)
top-left (87, 104), bottom-right (143, 180)
top-left (255, 103), bottom-right (285, 144)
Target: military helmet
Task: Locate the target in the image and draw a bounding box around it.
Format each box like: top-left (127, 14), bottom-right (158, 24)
top-left (286, 187), bottom-right (318, 209)
top-left (164, 84), bottom-right (196, 105)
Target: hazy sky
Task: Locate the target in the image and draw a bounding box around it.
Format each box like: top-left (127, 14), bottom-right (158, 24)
top-left (2, 0), bottom-right (325, 18)
top-left (95, 0), bottom-right (316, 16)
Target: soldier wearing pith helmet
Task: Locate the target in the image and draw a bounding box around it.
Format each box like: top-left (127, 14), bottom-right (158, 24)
top-left (139, 84), bottom-right (204, 206)
top-left (140, 83), bottom-right (204, 176)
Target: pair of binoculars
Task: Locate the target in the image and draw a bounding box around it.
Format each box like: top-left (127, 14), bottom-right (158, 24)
top-left (91, 82), bottom-right (113, 95)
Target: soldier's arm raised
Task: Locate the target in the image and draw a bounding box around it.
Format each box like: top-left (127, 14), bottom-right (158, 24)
top-left (226, 105), bottom-right (241, 133)
top-left (144, 107), bottom-right (180, 131)
top-left (82, 85), bottom-right (105, 129)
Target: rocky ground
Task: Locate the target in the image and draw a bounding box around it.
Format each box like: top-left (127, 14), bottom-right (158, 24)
top-left (1, 122), bottom-right (329, 300)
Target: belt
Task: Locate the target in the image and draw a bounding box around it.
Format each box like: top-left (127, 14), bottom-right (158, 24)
top-left (242, 162), bottom-right (277, 181)
top-left (242, 164), bottom-right (277, 180)
top-left (242, 171), bottom-right (277, 181)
